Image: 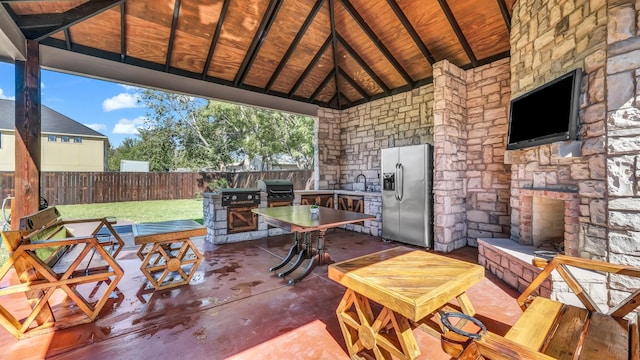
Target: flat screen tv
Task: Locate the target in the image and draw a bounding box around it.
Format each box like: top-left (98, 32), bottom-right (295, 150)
top-left (507, 68), bottom-right (582, 150)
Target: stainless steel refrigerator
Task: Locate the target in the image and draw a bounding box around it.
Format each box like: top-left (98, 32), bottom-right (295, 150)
top-left (381, 144), bottom-right (433, 248)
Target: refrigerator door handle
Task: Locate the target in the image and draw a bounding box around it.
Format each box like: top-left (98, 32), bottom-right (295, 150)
top-left (397, 163), bottom-right (404, 201)
top-left (394, 163), bottom-right (400, 200)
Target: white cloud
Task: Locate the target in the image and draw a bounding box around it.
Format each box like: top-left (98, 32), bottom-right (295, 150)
top-left (102, 92), bottom-right (141, 112)
top-left (41, 82), bottom-right (45, 89)
top-left (119, 84), bottom-right (141, 91)
top-left (84, 123), bottom-right (107, 132)
top-left (0, 88), bottom-right (14, 100)
top-left (112, 116), bottom-right (147, 135)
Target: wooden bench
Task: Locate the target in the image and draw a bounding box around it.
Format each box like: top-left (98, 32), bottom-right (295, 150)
top-left (0, 207), bottom-right (124, 339)
top-left (441, 255), bottom-right (640, 359)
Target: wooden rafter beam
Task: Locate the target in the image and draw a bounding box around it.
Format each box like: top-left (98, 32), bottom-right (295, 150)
top-left (337, 67), bottom-right (368, 100)
top-left (311, 68), bottom-right (335, 103)
top-left (63, 28), bottom-right (71, 50)
top-left (120, 1), bottom-right (126, 62)
top-left (15, 0), bottom-right (124, 41)
top-left (202, 0), bottom-right (230, 80)
top-left (288, 34), bottom-right (331, 97)
top-left (437, 0), bottom-right (478, 67)
top-left (336, 34), bottom-right (390, 94)
top-left (329, 0), bottom-right (341, 109)
top-left (386, 0), bottom-right (435, 65)
top-left (339, 0), bottom-right (413, 85)
top-left (266, 0), bottom-right (325, 92)
top-left (165, 0), bottom-right (181, 72)
top-left (496, 0), bottom-right (511, 33)
top-left (234, 0), bottom-right (284, 87)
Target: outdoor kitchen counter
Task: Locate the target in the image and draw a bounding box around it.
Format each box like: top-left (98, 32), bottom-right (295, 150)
top-left (295, 190), bottom-right (381, 197)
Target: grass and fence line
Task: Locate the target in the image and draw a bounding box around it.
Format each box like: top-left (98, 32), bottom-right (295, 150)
top-left (0, 169), bottom-right (312, 206)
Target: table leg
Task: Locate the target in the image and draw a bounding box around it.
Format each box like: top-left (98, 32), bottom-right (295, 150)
top-left (335, 289), bottom-right (421, 360)
top-left (286, 229), bottom-right (334, 285)
top-left (277, 232), bottom-right (312, 278)
top-left (270, 232), bottom-right (303, 272)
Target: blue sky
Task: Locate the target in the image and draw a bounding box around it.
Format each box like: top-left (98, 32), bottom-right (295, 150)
top-left (0, 61), bottom-right (147, 147)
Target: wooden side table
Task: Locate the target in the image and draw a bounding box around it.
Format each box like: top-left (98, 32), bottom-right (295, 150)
top-left (133, 220), bottom-right (205, 290)
top-left (328, 247), bottom-right (485, 360)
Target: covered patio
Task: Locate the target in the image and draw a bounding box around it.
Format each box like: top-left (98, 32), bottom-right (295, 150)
top-left (1, 0), bottom-right (640, 359)
top-left (0, 228), bottom-right (521, 360)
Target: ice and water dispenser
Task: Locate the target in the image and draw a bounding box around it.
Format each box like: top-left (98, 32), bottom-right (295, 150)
top-left (383, 173), bottom-right (395, 191)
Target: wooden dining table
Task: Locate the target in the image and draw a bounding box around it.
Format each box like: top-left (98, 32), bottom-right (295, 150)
top-left (328, 246), bottom-right (485, 360)
top-left (252, 205), bottom-right (376, 285)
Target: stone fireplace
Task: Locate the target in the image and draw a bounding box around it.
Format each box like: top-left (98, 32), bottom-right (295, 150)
top-left (517, 189), bottom-right (580, 256)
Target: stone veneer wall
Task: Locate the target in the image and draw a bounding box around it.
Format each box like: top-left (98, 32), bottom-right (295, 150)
top-left (508, 0), bottom-right (609, 260)
top-left (606, 1), bottom-right (640, 303)
top-left (334, 86), bottom-right (435, 192)
top-left (316, 59), bottom-right (513, 252)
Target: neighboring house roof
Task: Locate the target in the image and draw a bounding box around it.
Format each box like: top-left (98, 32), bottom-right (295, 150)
top-left (0, 99), bottom-right (107, 139)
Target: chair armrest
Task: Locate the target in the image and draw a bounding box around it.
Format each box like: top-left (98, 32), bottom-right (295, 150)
top-left (519, 254), bottom-right (640, 314)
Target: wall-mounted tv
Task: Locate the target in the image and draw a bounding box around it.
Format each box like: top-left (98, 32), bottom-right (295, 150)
top-left (506, 68), bottom-right (582, 150)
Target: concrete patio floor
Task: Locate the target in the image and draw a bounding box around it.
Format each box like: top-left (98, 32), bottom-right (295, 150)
top-left (1, 228), bottom-right (524, 360)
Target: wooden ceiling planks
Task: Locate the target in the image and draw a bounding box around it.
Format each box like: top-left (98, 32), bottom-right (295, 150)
top-left (396, 0), bottom-right (468, 67)
top-left (2, 0), bottom-right (515, 109)
top-left (8, 1), bottom-right (86, 16)
top-left (205, 0), bottom-right (268, 82)
top-left (348, 0), bottom-right (431, 82)
top-left (243, 0), bottom-right (313, 89)
top-left (334, 1), bottom-right (405, 90)
top-left (447, 0), bottom-right (509, 61)
top-left (270, 0), bottom-right (331, 95)
top-left (336, 43), bottom-right (382, 97)
top-left (125, 0), bottom-right (174, 65)
top-left (169, 0), bottom-right (219, 74)
top-left (67, 8), bottom-right (122, 54)
top-left (293, 43), bottom-right (333, 100)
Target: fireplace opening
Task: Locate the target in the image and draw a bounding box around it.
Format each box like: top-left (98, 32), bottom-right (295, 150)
top-left (532, 197), bottom-right (565, 252)
top-left (518, 189), bottom-right (579, 256)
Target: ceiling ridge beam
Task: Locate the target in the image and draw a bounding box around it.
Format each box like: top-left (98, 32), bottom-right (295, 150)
top-left (496, 0), bottom-right (511, 33)
top-left (339, 0), bottom-right (413, 85)
top-left (386, 0), bottom-right (435, 65)
top-left (329, 0), bottom-right (341, 109)
top-left (18, 0), bottom-right (125, 41)
top-left (336, 34), bottom-right (389, 94)
top-left (266, 0), bottom-right (325, 92)
top-left (437, 0), bottom-right (478, 67)
top-left (311, 68), bottom-right (336, 103)
top-left (120, 1), bottom-right (126, 62)
top-left (201, 0), bottom-right (231, 80)
top-left (287, 34), bottom-right (331, 98)
top-left (337, 67), bottom-right (369, 100)
top-left (165, 0), bottom-right (181, 72)
top-left (234, 0), bottom-right (284, 87)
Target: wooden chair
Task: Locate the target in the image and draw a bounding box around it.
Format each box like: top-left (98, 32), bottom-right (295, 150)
top-left (0, 207), bottom-right (124, 339)
top-left (441, 254), bottom-right (640, 360)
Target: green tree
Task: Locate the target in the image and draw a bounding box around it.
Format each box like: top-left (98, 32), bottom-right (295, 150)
top-left (107, 137), bottom-right (145, 171)
top-left (129, 88), bottom-right (315, 171)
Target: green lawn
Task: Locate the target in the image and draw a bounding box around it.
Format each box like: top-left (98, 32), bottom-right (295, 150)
top-left (0, 199), bottom-right (204, 266)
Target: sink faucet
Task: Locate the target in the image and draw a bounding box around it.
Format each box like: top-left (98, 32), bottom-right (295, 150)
top-left (355, 173), bottom-right (367, 192)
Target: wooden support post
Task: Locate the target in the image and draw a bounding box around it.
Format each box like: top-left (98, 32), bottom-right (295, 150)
top-left (12, 40), bottom-right (41, 230)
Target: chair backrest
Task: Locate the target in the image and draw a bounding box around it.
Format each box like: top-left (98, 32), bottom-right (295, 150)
top-left (19, 207), bottom-right (62, 233)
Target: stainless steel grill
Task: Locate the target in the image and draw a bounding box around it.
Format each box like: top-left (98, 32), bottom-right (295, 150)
top-left (257, 180), bottom-right (294, 207)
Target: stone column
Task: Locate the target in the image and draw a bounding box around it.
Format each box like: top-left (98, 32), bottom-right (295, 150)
top-left (432, 60), bottom-right (468, 252)
top-left (317, 108), bottom-right (342, 189)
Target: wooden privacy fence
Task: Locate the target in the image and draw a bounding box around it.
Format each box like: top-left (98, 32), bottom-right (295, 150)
top-left (0, 170), bottom-right (312, 206)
